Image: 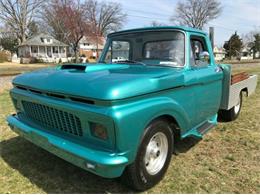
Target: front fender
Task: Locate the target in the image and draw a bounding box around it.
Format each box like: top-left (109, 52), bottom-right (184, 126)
top-left (108, 96), bottom-right (190, 163)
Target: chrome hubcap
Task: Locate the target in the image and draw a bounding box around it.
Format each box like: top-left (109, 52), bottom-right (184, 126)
top-left (144, 132), bottom-right (168, 175)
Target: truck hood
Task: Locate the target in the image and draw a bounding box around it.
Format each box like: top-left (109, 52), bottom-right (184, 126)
top-left (13, 63), bottom-right (185, 100)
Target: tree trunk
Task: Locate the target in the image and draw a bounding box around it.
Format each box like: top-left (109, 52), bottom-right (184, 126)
top-left (96, 35), bottom-right (99, 60)
top-left (74, 47), bottom-right (79, 63)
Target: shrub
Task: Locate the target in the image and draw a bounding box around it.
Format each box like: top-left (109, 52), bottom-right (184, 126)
top-left (29, 57), bottom-right (37, 63)
top-left (0, 51), bottom-right (9, 63)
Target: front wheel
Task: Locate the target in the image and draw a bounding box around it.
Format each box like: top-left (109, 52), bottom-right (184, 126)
top-left (218, 91), bottom-right (243, 122)
top-left (122, 119), bottom-right (174, 191)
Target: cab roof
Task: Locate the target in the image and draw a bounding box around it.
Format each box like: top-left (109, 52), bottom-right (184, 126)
top-left (108, 26), bottom-right (207, 37)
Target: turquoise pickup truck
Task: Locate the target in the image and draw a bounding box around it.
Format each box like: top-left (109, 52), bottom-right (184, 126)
top-left (7, 26), bottom-right (257, 190)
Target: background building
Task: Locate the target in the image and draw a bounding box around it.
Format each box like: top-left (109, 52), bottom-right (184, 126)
top-left (213, 46), bottom-right (226, 61)
top-left (18, 33), bottom-right (69, 63)
top-left (79, 36), bottom-right (105, 59)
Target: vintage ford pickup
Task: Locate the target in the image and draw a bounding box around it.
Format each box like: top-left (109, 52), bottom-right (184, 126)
top-left (7, 26), bottom-right (258, 190)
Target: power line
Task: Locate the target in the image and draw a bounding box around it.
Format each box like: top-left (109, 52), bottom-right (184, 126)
top-left (126, 11), bottom-right (258, 33)
top-left (124, 7), bottom-right (259, 30)
top-left (126, 14), bottom-right (169, 21)
top-left (127, 8), bottom-right (171, 18)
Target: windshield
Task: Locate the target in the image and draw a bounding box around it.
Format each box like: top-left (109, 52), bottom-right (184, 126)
top-left (100, 31), bottom-right (185, 67)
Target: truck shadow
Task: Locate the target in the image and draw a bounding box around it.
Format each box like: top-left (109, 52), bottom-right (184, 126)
top-left (0, 136), bottom-right (135, 194)
top-left (1, 136), bottom-right (200, 193)
top-left (174, 137), bottom-right (201, 154)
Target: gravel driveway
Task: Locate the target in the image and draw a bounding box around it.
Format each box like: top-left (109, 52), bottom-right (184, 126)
top-left (0, 76), bottom-right (15, 93)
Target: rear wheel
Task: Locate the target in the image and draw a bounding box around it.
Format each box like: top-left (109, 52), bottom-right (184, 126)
top-left (122, 119), bottom-right (174, 191)
top-left (218, 91), bottom-right (243, 122)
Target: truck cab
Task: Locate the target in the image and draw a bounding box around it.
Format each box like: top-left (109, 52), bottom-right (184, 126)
top-left (7, 26), bottom-right (258, 191)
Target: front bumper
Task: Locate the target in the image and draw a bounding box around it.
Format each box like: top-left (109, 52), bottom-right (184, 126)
top-left (7, 114), bottom-right (128, 178)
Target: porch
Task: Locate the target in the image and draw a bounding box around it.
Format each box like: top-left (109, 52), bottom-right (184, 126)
top-left (29, 46), bottom-right (67, 58)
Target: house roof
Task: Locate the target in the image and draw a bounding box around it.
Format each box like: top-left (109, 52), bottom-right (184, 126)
top-left (213, 46), bottom-right (227, 54)
top-left (213, 46), bottom-right (226, 53)
top-left (19, 33), bottom-right (68, 47)
top-left (79, 36), bottom-right (105, 49)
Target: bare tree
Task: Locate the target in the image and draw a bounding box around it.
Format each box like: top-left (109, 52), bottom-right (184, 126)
top-left (242, 29), bottom-right (260, 45)
top-left (41, 0), bottom-right (92, 62)
top-left (40, 0), bottom-right (69, 44)
top-left (41, 0), bottom-right (126, 60)
top-left (0, 0), bottom-right (44, 43)
top-left (242, 30), bottom-right (260, 59)
top-left (28, 20), bottom-right (39, 37)
top-left (171, 0), bottom-right (222, 29)
top-left (85, 0), bottom-right (126, 36)
top-left (84, 0), bottom-right (126, 57)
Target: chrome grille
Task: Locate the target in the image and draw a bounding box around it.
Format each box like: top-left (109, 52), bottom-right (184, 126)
top-left (22, 101), bottom-right (83, 136)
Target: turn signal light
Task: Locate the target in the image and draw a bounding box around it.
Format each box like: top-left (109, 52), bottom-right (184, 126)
top-left (90, 123), bottom-right (108, 140)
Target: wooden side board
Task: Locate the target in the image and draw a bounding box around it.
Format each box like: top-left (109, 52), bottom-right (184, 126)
top-left (231, 72), bottom-right (249, 85)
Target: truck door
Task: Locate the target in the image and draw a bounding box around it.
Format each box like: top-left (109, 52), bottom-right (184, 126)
top-left (189, 35), bottom-right (223, 125)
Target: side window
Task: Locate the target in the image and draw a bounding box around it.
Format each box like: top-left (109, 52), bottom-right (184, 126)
top-left (190, 36), bottom-right (210, 66)
top-left (112, 41), bottom-right (130, 62)
top-left (104, 41), bottom-right (130, 63)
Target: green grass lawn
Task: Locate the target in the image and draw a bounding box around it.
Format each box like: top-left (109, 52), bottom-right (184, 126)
top-left (0, 62), bottom-right (54, 76)
top-left (0, 65), bottom-right (260, 193)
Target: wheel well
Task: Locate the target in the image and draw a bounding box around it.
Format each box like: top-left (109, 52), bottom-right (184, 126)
top-left (242, 87), bottom-right (248, 96)
top-left (151, 115), bottom-right (181, 143)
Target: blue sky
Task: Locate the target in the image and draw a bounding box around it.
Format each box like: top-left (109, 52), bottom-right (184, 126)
top-left (109, 0), bottom-right (260, 46)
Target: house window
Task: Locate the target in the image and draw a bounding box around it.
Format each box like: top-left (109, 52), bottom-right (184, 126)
top-left (53, 46), bottom-right (59, 53)
top-left (31, 46), bottom-right (38, 53)
top-left (44, 38), bottom-right (52, 44)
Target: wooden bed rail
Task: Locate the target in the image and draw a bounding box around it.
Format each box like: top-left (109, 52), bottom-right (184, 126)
top-left (231, 72), bottom-right (249, 85)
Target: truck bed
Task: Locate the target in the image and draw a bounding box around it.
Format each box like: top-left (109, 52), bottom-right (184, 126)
top-left (228, 74), bottom-right (258, 109)
top-left (219, 65), bottom-right (258, 110)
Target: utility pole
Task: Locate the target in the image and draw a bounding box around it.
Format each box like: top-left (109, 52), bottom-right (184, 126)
top-left (229, 39), bottom-right (232, 59)
top-left (209, 27), bottom-right (214, 49)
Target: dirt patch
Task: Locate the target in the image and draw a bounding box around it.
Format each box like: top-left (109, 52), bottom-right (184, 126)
top-left (0, 62), bottom-right (52, 67)
top-left (0, 62), bottom-right (55, 77)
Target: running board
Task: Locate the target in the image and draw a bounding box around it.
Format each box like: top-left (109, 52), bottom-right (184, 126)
top-left (197, 122), bottom-right (215, 135)
top-left (181, 114), bottom-right (218, 139)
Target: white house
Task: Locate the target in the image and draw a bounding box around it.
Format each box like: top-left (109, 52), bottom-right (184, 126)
top-left (79, 36), bottom-right (105, 59)
top-left (18, 33), bottom-right (69, 63)
top-left (213, 46), bottom-right (226, 61)
top-left (240, 43), bottom-right (255, 60)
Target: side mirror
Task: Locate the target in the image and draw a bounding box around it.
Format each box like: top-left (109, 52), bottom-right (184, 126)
top-left (199, 51), bottom-right (210, 62)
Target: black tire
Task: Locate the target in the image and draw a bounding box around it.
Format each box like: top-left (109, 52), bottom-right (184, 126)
top-left (218, 91), bottom-right (243, 122)
top-left (121, 119), bottom-right (174, 191)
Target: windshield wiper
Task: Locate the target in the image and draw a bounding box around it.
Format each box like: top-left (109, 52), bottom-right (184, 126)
top-left (114, 60), bottom-right (146, 66)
